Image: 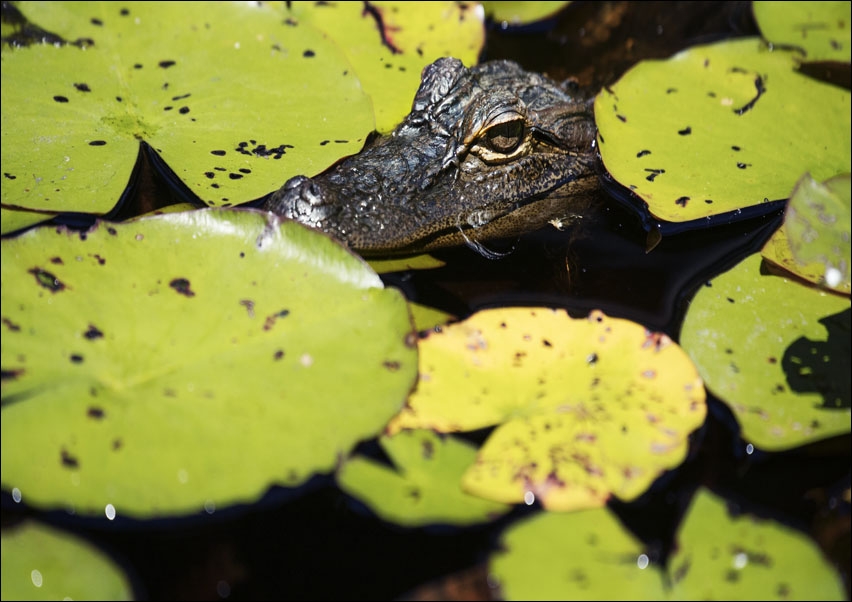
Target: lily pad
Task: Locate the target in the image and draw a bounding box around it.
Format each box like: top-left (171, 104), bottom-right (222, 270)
top-left (481, 2), bottom-right (571, 26)
top-left (595, 37), bottom-right (851, 224)
top-left (1, 520), bottom-right (133, 601)
top-left (388, 308), bottom-right (706, 511)
top-left (1, 2), bottom-right (374, 230)
top-left (669, 488), bottom-right (847, 600)
top-left (488, 506), bottom-right (668, 600)
top-left (680, 252), bottom-right (850, 451)
top-left (337, 429), bottom-right (511, 527)
top-left (753, 0), bottom-right (852, 63)
top-left (284, 1), bottom-right (485, 133)
top-left (489, 488), bottom-right (847, 600)
top-left (0, 209), bottom-right (417, 517)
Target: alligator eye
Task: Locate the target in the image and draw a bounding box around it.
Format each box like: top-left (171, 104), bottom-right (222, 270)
top-left (483, 119), bottom-right (524, 154)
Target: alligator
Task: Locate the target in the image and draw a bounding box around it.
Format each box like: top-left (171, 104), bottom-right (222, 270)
top-left (263, 57), bottom-right (599, 257)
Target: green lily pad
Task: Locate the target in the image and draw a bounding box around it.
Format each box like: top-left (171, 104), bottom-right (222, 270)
top-left (1, 520), bottom-right (133, 601)
top-left (388, 308), bottom-right (706, 511)
top-left (595, 37), bottom-right (851, 224)
top-left (489, 506), bottom-right (668, 600)
top-left (753, 0), bottom-right (852, 63)
top-left (1, 208), bottom-right (417, 517)
top-left (1, 1), bottom-right (374, 230)
top-left (285, 1), bottom-right (484, 133)
top-left (0, 207), bottom-right (58, 236)
top-left (337, 429), bottom-right (511, 527)
top-left (481, 2), bottom-right (571, 26)
top-left (669, 488), bottom-right (847, 600)
top-left (489, 488), bottom-right (847, 600)
top-left (680, 253), bottom-right (850, 451)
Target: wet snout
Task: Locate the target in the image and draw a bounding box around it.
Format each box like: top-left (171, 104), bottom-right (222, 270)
top-left (264, 175), bottom-right (337, 225)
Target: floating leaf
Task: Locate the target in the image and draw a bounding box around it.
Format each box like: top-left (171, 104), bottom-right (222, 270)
top-left (669, 489), bottom-right (847, 600)
top-left (1, 1), bottom-right (374, 231)
top-left (481, 1), bottom-right (571, 26)
top-left (367, 254), bottom-right (446, 274)
top-left (1, 209), bottom-right (417, 517)
top-left (595, 37), bottom-right (851, 224)
top-left (285, 1), bottom-right (485, 133)
top-left (1, 520), bottom-right (133, 601)
top-left (337, 429), bottom-right (511, 527)
top-left (753, 0), bottom-right (852, 63)
top-left (489, 506), bottom-right (667, 600)
top-left (489, 488), bottom-right (847, 600)
top-left (680, 253), bottom-right (850, 451)
top-left (388, 308), bottom-right (706, 511)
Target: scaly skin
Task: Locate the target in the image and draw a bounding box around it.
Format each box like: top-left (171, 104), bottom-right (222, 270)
top-left (264, 57), bottom-right (598, 257)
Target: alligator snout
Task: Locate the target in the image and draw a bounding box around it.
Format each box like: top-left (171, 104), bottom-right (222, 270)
top-left (265, 175), bottom-right (337, 226)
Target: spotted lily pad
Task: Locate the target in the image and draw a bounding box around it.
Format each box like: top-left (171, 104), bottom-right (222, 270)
top-left (284, 1), bottom-right (485, 133)
top-left (1, 1), bottom-right (373, 230)
top-left (337, 429), bottom-right (511, 527)
top-left (387, 308), bottom-right (706, 511)
top-left (669, 488), bottom-right (847, 600)
top-left (595, 37), bottom-right (851, 225)
top-left (680, 253), bottom-right (850, 451)
top-left (0, 209), bottom-right (417, 517)
top-left (488, 488), bottom-right (846, 600)
top-left (1, 520), bottom-right (133, 601)
top-left (488, 506), bottom-right (668, 600)
top-left (753, 0), bottom-right (852, 63)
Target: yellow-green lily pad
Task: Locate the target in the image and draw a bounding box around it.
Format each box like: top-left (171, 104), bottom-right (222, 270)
top-left (680, 253), bottom-right (850, 451)
top-left (337, 429), bottom-right (511, 527)
top-left (1, 520), bottom-right (133, 601)
top-left (1, 208), bottom-right (417, 517)
top-left (2, 1), bottom-right (373, 229)
top-left (481, 2), bottom-right (571, 26)
top-left (753, 1), bottom-right (852, 63)
top-left (489, 488), bottom-right (847, 600)
top-left (669, 488), bottom-right (847, 600)
top-left (595, 37), bottom-right (851, 224)
top-left (285, 1), bottom-right (484, 133)
top-left (388, 308), bottom-right (706, 511)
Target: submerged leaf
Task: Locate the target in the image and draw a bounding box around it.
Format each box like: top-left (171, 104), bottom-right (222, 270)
top-left (388, 308), bottom-right (706, 510)
top-left (595, 37), bottom-right (851, 224)
top-left (337, 429), bottom-right (511, 527)
top-left (680, 253), bottom-right (850, 451)
top-left (0, 209), bottom-right (417, 517)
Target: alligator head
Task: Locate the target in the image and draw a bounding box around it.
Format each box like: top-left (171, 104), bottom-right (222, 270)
top-left (263, 57), bottom-right (598, 257)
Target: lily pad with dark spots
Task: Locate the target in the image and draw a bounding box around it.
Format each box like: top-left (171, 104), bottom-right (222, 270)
top-left (336, 429), bottom-right (511, 527)
top-left (1, 1), bottom-right (374, 231)
top-left (680, 252), bottom-right (850, 451)
top-left (595, 37), bottom-right (850, 226)
top-left (489, 488), bottom-right (846, 600)
top-left (753, 0), bottom-right (852, 63)
top-left (387, 308), bottom-right (706, 511)
top-left (0, 208), bottom-right (417, 517)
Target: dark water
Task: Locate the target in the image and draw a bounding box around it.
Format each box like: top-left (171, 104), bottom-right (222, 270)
top-left (2, 2), bottom-right (849, 600)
